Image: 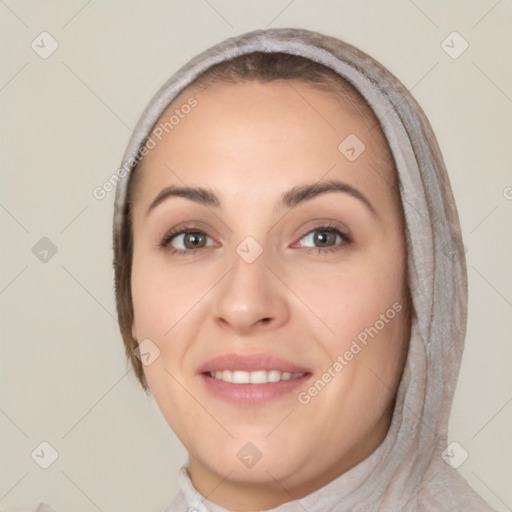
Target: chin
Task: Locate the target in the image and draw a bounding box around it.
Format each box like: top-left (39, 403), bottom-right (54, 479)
top-left (198, 436), bottom-right (312, 483)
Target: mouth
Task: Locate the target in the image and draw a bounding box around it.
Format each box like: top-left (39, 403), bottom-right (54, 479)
top-left (206, 369), bottom-right (307, 384)
top-left (197, 353), bottom-right (313, 406)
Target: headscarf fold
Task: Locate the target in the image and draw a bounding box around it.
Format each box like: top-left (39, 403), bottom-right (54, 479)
top-left (113, 28), bottom-right (495, 512)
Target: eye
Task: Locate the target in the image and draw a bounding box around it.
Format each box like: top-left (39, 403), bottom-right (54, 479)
top-left (295, 224), bottom-right (351, 255)
top-left (159, 227), bottom-right (215, 255)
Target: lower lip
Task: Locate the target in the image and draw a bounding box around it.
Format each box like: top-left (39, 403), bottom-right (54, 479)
top-left (199, 373), bottom-right (311, 406)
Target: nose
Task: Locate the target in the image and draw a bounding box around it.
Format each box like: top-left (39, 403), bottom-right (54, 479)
top-left (211, 247), bottom-right (290, 336)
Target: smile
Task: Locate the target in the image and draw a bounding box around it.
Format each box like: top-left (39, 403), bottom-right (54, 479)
top-left (208, 370), bottom-right (307, 384)
top-left (197, 352), bottom-right (312, 405)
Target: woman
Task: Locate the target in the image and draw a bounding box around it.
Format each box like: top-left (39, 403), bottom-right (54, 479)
top-left (112, 28), bottom-right (496, 511)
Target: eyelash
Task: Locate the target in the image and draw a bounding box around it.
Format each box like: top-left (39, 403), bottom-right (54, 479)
top-left (158, 223), bottom-right (351, 257)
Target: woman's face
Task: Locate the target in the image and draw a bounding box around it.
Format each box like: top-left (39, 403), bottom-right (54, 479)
top-left (130, 80), bottom-right (411, 510)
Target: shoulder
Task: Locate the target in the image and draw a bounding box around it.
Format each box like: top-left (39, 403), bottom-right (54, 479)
top-left (416, 465), bottom-right (497, 512)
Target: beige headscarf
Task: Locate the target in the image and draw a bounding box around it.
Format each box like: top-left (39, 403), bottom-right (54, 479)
top-left (113, 28), bottom-right (496, 512)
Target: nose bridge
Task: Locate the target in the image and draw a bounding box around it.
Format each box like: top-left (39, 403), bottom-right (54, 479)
top-left (211, 235), bottom-right (289, 333)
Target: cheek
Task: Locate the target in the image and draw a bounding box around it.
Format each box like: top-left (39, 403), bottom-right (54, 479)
top-left (130, 251), bottom-right (187, 391)
top-left (305, 257), bottom-right (406, 351)
top-left (131, 248), bottom-right (210, 338)
top-left (130, 253), bottom-right (211, 431)
top-left (130, 247), bottom-right (223, 389)
top-left (131, 265), bottom-right (173, 341)
top-left (305, 246), bottom-right (409, 412)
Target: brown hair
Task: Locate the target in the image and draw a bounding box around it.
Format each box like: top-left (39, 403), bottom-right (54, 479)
top-left (113, 52), bottom-right (394, 391)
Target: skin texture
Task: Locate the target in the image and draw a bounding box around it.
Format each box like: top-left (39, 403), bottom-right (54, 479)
top-left (130, 80), bottom-right (411, 511)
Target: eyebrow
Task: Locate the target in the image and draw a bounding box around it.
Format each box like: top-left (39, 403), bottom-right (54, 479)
top-left (145, 179), bottom-right (377, 217)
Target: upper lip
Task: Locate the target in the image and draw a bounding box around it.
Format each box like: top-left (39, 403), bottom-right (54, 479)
top-left (197, 353), bottom-right (311, 374)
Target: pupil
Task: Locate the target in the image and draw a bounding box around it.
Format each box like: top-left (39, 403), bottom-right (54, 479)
top-left (315, 231), bottom-right (334, 247)
top-left (185, 232), bottom-right (204, 248)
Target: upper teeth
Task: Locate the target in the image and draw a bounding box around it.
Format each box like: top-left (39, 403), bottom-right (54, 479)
top-left (210, 370), bottom-right (305, 384)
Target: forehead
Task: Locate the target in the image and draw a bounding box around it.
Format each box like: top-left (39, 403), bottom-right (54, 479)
top-left (134, 80), bottom-right (397, 210)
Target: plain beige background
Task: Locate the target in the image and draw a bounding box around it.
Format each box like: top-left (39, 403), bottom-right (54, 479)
top-left (1, 1), bottom-right (511, 511)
